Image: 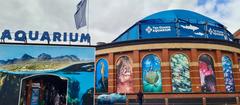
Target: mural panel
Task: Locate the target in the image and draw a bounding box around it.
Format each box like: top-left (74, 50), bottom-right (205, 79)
top-left (0, 44), bottom-right (95, 105)
top-left (199, 54), bottom-right (216, 92)
top-left (116, 56), bottom-right (134, 93)
top-left (96, 59), bottom-right (108, 93)
top-left (170, 54), bottom-right (191, 92)
top-left (142, 54), bottom-right (162, 92)
top-left (222, 55), bottom-right (235, 92)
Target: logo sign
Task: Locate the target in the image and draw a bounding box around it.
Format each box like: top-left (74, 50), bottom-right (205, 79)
top-left (0, 29), bottom-right (91, 45)
top-left (145, 26), bottom-right (171, 34)
top-left (208, 28), bottom-right (224, 36)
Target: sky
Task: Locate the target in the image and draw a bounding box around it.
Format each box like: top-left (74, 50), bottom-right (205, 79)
top-left (0, 45), bottom-right (95, 61)
top-left (0, 0), bottom-right (239, 45)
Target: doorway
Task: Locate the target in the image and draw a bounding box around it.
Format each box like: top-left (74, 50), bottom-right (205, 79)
top-left (19, 74), bottom-right (68, 105)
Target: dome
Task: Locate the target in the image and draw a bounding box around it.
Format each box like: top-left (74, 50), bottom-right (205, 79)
top-left (113, 9), bottom-right (233, 43)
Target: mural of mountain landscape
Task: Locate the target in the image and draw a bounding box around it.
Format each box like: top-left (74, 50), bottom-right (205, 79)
top-left (0, 53), bottom-right (90, 71)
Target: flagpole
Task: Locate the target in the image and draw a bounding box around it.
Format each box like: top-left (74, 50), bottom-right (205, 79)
top-left (87, 0), bottom-right (90, 33)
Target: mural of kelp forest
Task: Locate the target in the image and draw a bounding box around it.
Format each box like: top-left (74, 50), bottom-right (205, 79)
top-left (95, 59), bottom-right (108, 93)
top-left (0, 44), bottom-right (95, 105)
top-left (142, 54), bottom-right (162, 92)
top-left (170, 54), bottom-right (191, 93)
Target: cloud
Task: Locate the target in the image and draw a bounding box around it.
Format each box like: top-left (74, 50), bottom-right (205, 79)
top-left (193, 0), bottom-right (240, 33)
top-left (0, 0), bottom-right (239, 45)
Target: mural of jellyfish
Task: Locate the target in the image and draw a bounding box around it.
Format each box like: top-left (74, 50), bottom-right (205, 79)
top-left (222, 55), bottom-right (235, 92)
top-left (199, 54), bottom-right (216, 92)
top-left (170, 54), bottom-right (191, 92)
top-left (116, 56), bottom-right (134, 93)
top-left (96, 59), bottom-right (108, 93)
top-left (142, 54), bottom-right (162, 92)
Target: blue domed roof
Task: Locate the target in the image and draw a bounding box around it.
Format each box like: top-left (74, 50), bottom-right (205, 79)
top-left (113, 9), bottom-right (233, 42)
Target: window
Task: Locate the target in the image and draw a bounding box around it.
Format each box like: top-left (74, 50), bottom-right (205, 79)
top-left (170, 53), bottom-right (191, 92)
top-left (142, 54), bottom-right (162, 92)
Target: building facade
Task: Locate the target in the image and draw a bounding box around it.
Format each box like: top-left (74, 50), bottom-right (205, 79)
top-left (95, 10), bottom-right (240, 105)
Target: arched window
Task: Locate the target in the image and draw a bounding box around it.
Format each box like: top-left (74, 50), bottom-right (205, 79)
top-left (96, 58), bottom-right (109, 93)
top-left (116, 56), bottom-right (134, 93)
top-left (170, 53), bottom-right (191, 92)
top-left (222, 55), bottom-right (235, 92)
top-left (199, 54), bottom-right (216, 92)
top-left (142, 54), bottom-right (162, 92)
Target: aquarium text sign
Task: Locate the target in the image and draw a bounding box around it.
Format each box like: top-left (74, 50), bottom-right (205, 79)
top-left (0, 29), bottom-right (91, 44)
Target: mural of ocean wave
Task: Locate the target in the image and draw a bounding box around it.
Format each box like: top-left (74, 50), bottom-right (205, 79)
top-left (222, 56), bottom-right (235, 92)
top-left (142, 54), bottom-right (162, 92)
top-left (170, 54), bottom-right (191, 93)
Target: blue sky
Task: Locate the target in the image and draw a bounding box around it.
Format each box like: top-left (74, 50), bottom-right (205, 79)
top-left (197, 0), bottom-right (229, 6)
top-left (0, 44), bottom-right (95, 61)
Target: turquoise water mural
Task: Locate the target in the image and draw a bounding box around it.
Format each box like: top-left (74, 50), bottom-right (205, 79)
top-left (170, 54), bottom-right (191, 93)
top-left (142, 54), bottom-right (162, 92)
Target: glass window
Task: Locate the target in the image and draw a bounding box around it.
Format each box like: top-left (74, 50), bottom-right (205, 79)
top-left (142, 54), bottom-right (162, 92)
top-left (170, 53), bottom-right (192, 92)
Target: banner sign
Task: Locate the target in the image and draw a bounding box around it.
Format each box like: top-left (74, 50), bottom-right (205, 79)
top-left (140, 22), bottom-right (233, 41)
top-left (0, 29), bottom-right (91, 45)
top-left (140, 23), bottom-right (176, 38)
top-left (179, 22), bottom-right (205, 38)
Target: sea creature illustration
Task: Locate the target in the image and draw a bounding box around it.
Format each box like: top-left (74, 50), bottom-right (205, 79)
top-left (100, 62), bottom-right (105, 89)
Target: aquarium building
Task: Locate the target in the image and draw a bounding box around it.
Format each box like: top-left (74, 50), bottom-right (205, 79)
top-left (95, 10), bottom-right (240, 105)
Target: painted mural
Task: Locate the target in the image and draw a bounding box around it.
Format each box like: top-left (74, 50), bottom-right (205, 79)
top-left (142, 54), bottom-right (162, 92)
top-left (96, 58), bottom-right (108, 93)
top-left (116, 56), bottom-right (134, 93)
top-left (199, 54), bottom-right (216, 92)
top-left (170, 54), bottom-right (191, 92)
top-left (0, 44), bottom-right (95, 105)
top-left (222, 55), bottom-right (235, 92)
top-left (97, 93), bottom-right (126, 104)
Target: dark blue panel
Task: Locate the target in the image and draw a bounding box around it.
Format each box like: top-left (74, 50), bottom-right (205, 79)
top-left (140, 23), bottom-right (177, 39)
top-left (179, 22), bottom-right (206, 38)
top-left (207, 26), bottom-right (226, 41)
top-left (128, 25), bottom-right (139, 40)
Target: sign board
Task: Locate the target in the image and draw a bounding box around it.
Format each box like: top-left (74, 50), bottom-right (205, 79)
top-left (0, 29), bottom-right (91, 45)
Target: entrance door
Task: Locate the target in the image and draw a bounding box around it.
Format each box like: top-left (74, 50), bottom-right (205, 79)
top-left (19, 75), bottom-right (68, 105)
